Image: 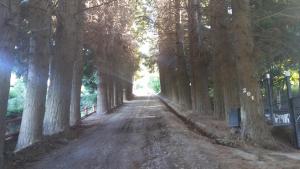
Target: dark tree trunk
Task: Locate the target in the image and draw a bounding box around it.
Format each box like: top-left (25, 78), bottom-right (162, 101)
top-left (210, 0), bottom-right (240, 120)
top-left (170, 69), bottom-right (179, 103)
top-left (106, 75), bottom-right (114, 111)
top-left (158, 59), bottom-right (166, 96)
top-left (125, 81), bottom-right (133, 100)
top-left (113, 80), bottom-right (117, 107)
top-left (174, 0), bottom-right (192, 109)
top-left (70, 0), bottom-right (84, 127)
top-left (118, 81), bottom-right (123, 105)
top-left (212, 73), bottom-right (225, 119)
top-left (211, 17), bottom-right (225, 119)
top-left (70, 53), bottom-right (83, 126)
top-left (0, 0), bottom-right (18, 166)
top-left (232, 0), bottom-right (274, 145)
top-left (188, 0), bottom-right (200, 112)
top-left (0, 50), bottom-right (12, 168)
top-left (110, 78), bottom-right (114, 109)
top-left (117, 80), bottom-right (121, 106)
top-left (16, 0), bottom-right (51, 150)
top-left (188, 0), bottom-right (212, 115)
top-left (192, 62), bottom-right (212, 115)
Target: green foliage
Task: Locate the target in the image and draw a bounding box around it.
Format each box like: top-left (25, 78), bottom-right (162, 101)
top-left (80, 87), bottom-right (97, 109)
top-left (81, 63), bottom-right (97, 109)
top-left (7, 78), bottom-right (25, 117)
top-left (82, 48), bottom-right (98, 93)
top-left (252, 0), bottom-right (300, 74)
top-left (148, 76), bottom-right (161, 93)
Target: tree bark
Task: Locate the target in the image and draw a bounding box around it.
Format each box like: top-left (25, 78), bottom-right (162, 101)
top-left (174, 0), bottom-right (192, 109)
top-left (119, 81), bottom-right (123, 105)
top-left (210, 0), bottom-right (240, 120)
top-left (110, 78), bottom-right (114, 109)
top-left (211, 22), bottom-right (225, 119)
top-left (0, 0), bottom-right (18, 166)
top-left (158, 59), bottom-right (166, 96)
top-left (16, 0), bottom-right (51, 150)
top-left (118, 82), bottom-right (122, 105)
top-left (188, 0), bottom-right (212, 115)
top-left (69, 52), bottom-right (83, 126)
top-left (43, 0), bottom-right (77, 135)
top-left (106, 75), bottom-right (114, 111)
top-left (192, 62), bottom-right (212, 115)
top-left (70, 2), bottom-right (84, 126)
top-left (232, 0), bottom-right (274, 145)
top-left (125, 81), bottom-right (133, 100)
top-left (0, 50), bottom-right (12, 168)
top-left (96, 71), bottom-right (108, 114)
top-left (113, 80), bottom-right (117, 107)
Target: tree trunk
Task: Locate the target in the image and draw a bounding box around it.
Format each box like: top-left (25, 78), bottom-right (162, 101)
top-left (113, 80), bottom-right (117, 107)
top-left (69, 52), bottom-right (83, 126)
top-left (43, 0), bottom-right (77, 135)
top-left (118, 82), bottom-right (122, 105)
top-left (96, 71), bottom-right (108, 114)
top-left (170, 70), bottom-right (179, 103)
top-left (110, 78), bottom-right (114, 109)
top-left (212, 73), bottom-right (225, 118)
top-left (125, 81), bottom-right (133, 100)
top-left (106, 75), bottom-right (114, 111)
top-left (70, 3), bottom-right (84, 126)
top-left (0, 50), bottom-right (12, 168)
top-left (209, 0), bottom-right (227, 120)
top-left (192, 61), bottom-right (212, 115)
top-left (43, 50), bottom-right (73, 135)
top-left (188, 0), bottom-right (212, 115)
top-left (232, 0), bottom-right (274, 145)
top-left (158, 59), bottom-right (166, 96)
top-left (115, 79), bottom-right (121, 106)
top-left (16, 0), bottom-right (51, 150)
top-left (0, 0), bottom-right (18, 166)
top-left (210, 0), bottom-right (240, 120)
top-left (174, 0), bottom-right (192, 109)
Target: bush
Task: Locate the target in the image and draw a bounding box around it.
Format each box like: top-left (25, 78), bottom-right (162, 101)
top-left (80, 86), bottom-right (97, 110)
top-left (148, 76), bottom-right (161, 94)
top-left (7, 78), bottom-right (25, 117)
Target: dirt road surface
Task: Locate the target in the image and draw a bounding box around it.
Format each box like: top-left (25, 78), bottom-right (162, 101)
top-left (20, 97), bottom-right (300, 169)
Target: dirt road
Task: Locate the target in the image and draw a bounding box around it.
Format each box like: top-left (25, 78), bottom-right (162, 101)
top-left (21, 97), bottom-right (300, 169)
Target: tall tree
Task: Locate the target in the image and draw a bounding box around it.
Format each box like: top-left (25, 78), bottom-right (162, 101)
top-left (96, 69), bottom-right (108, 114)
top-left (69, 49), bottom-right (84, 126)
top-left (188, 0), bottom-right (212, 115)
top-left (174, 0), bottom-right (192, 108)
top-left (210, 0), bottom-right (239, 120)
top-left (0, 0), bottom-right (18, 166)
top-left (16, 0), bottom-right (51, 150)
top-left (70, 0), bottom-right (85, 127)
top-left (232, 0), bottom-right (274, 145)
top-left (43, 0), bottom-right (78, 135)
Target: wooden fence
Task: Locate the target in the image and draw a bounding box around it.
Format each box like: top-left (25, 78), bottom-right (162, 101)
top-left (5, 105), bottom-right (96, 140)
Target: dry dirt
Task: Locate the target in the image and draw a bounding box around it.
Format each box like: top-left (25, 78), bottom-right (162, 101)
top-left (6, 97), bottom-right (300, 169)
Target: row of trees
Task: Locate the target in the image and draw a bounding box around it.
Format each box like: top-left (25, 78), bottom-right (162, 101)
top-left (156, 0), bottom-right (300, 146)
top-left (0, 0), bottom-right (139, 167)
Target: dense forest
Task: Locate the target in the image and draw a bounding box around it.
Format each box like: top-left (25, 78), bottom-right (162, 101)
top-left (1, 0), bottom-right (300, 168)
